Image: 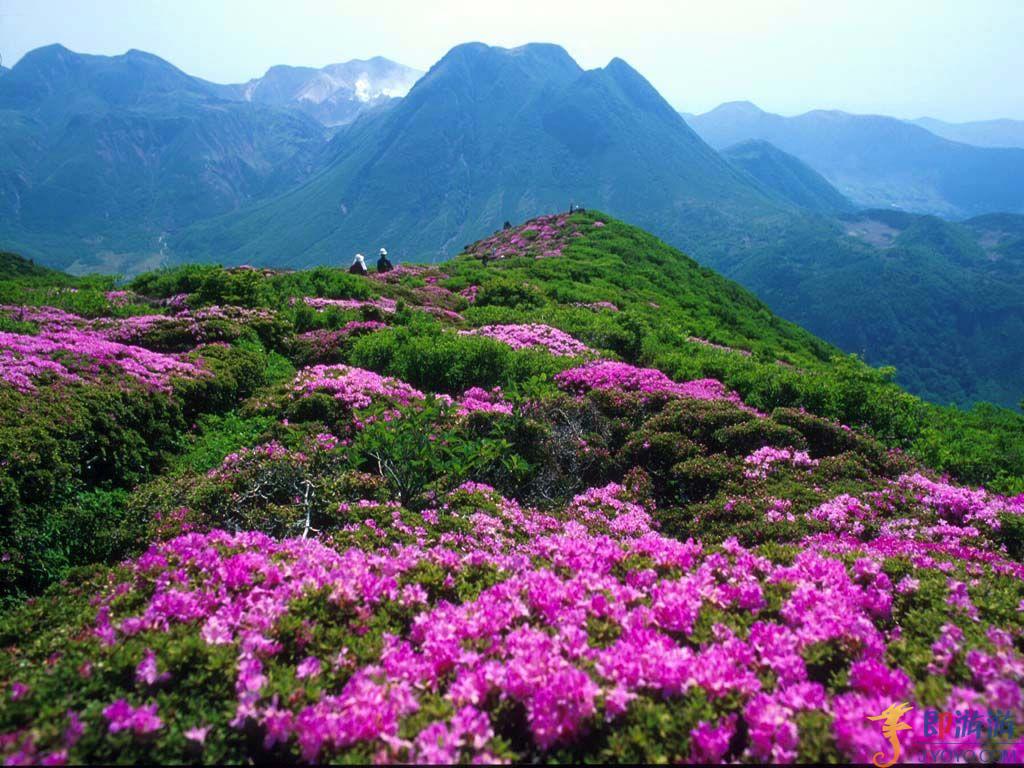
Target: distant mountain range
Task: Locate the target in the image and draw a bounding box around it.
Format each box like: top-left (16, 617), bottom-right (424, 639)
top-left (684, 101), bottom-right (1024, 219)
top-left (1, 42), bottom-right (1023, 411)
top-left (910, 116), bottom-right (1024, 149)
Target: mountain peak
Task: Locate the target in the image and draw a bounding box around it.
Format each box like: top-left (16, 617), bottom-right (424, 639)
top-left (233, 56), bottom-right (422, 125)
top-left (433, 41), bottom-right (579, 74)
top-left (591, 56), bottom-right (683, 125)
top-left (711, 100), bottom-right (765, 116)
top-left (17, 42), bottom-right (75, 61)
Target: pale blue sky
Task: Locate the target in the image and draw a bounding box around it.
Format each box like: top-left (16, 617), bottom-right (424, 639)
top-left (2, 0), bottom-right (1022, 121)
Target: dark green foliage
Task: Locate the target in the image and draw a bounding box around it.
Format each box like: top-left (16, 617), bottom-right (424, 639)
top-left (347, 320), bottom-right (568, 394)
top-left (647, 399), bottom-right (757, 448)
top-left (671, 454), bottom-right (740, 503)
top-left (998, 513), bottom-right (1024, 562)
top-left (348, 398), bottom-right (526, 506)
top-left (712, 419), bottom-right (807, 456)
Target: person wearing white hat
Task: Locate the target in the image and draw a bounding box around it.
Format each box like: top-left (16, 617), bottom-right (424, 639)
top-left (377, 247), bottom-right (393, 274)
top-left (348, 253), bottom-right (368, 275)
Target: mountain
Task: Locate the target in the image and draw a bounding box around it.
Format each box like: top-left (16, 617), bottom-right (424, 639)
top-left (173, 42), bottom-right (786, 266)
top-left (0, 44), bottom-right (328, 273)
top-left (720, 139), bottom-right (853, 214)
top-left (3, 210), bottom-right (1024, 765)
top-left (686, 101), bottom-right (1024, 218)
top-left (912, 116), bottom-right (1024, 149)
top-left (226, 57), bottom-right (423, 127)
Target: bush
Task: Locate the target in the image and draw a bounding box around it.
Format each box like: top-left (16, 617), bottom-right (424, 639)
top-left (712, 419), bottom-right (807, 456)
top-left (670, 454), bottom-right (740, 502)
top-left (348, 398), bottom-right (526, 506)
top-left (348, 322), bottom-right (567, 394)
top-left (645, 399), bottom-right (755, 448)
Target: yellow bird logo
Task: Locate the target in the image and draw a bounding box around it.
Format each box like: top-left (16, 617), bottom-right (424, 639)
top-left (866, 701), bottom-right (914, 768)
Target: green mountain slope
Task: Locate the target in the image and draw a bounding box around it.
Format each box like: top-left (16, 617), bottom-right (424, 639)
top-left (2, 43), bottom-right (1023, 412)
top-left (704, 209), bottom-right (1024, 408)
top-left (0, 45), bottom-right (328, 273)
top-left (687, 101), bottom-right (1024, 218)
top-left (721, 139), bottom-right (853, 214)
top-left (2, 211), bottom-right (1023, 764)
top-left (3, 209), bottom-right (1022, 605)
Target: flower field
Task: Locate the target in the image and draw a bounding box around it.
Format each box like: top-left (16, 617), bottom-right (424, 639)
top-left (1, 212), bottom-right (1023, 764)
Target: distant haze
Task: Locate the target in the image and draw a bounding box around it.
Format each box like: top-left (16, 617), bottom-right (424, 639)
top-left (2, 0), bottom-right (1023, 122)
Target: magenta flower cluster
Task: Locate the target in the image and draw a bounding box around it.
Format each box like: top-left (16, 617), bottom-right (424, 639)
top-left (454, 387), bottom-right (513, 416)
top-left (37, 474), bottom-right (1016, 765)
top-left (899, 472), bottom-right (1022, 530)
top-left (463, 214), bottom-right (578, 262)
top-left (744, 446), bottom-right (818, 480)
top-left (554, 361), bottom-right (747, 407)
top-left (0, 327), bottom-right (209, 393)
top-left (459, 324), bottom-right (592, 356)
top-left (302, 297), bottom-right (398, 314)
top-left (291, 365), bottom-right (425, 409)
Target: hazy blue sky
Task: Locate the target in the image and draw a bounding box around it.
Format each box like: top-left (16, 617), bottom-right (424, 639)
top-left (2, 0), bottom-right (1022, 121)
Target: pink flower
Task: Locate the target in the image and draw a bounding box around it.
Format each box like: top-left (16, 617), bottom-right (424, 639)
top-left (102, 700), bottom-right (163, 735)
top-left (184, 726), bottom-right (210, 744)
top-left (291, 364), bottom-right (424, 409)
top-left (10, 682), bottom-right (29, 701)
top-left (135, 649), bottom-right (170, 686)
top-left (554, 361), bottom-right (748, 409)
top-left (296, 656), bottom-right (322, 680)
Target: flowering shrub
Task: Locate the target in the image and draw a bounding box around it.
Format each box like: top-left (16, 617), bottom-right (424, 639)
top-left (2, 478), bottom-right (1022, 764)
top-left (899, 472), bottom-right (1022, 530)
top-left (454, 386), bottom-right (513, 416)
top-left (0, 328), bottom-right (209, 392)
top-left (555, 361), bottom-right (747, 408)
top-left (744, 446), bottom-right (818, 480)
top-left (291, 364), bottom-right (425, 409)
top-left (459, 324), bottom-right (593, 356)
top-left (302, 296), bottom-right (398, 314)
top-left (463, 214), bottom-right (579, 262)
top-left (292, 323), bottom-right (387, 366)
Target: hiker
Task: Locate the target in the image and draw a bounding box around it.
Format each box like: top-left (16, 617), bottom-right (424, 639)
top-left (377, 247), bottom-right (393, 273)
top-left (348, 253), bottom-right (368, 275)
top-left (503, 220), bottom-right (512, 230)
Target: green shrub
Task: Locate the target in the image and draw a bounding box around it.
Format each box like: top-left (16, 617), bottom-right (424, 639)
top-left (712, 418), bottom-right (808, 456)
top-left (348, 322), bottom-right (566, 394)
top-left (646, 399), bottom-right (755, 448)
top-left (348, 398), bottom-right (525, 506)
top-left (670, 454), bottom-right (740, 502)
